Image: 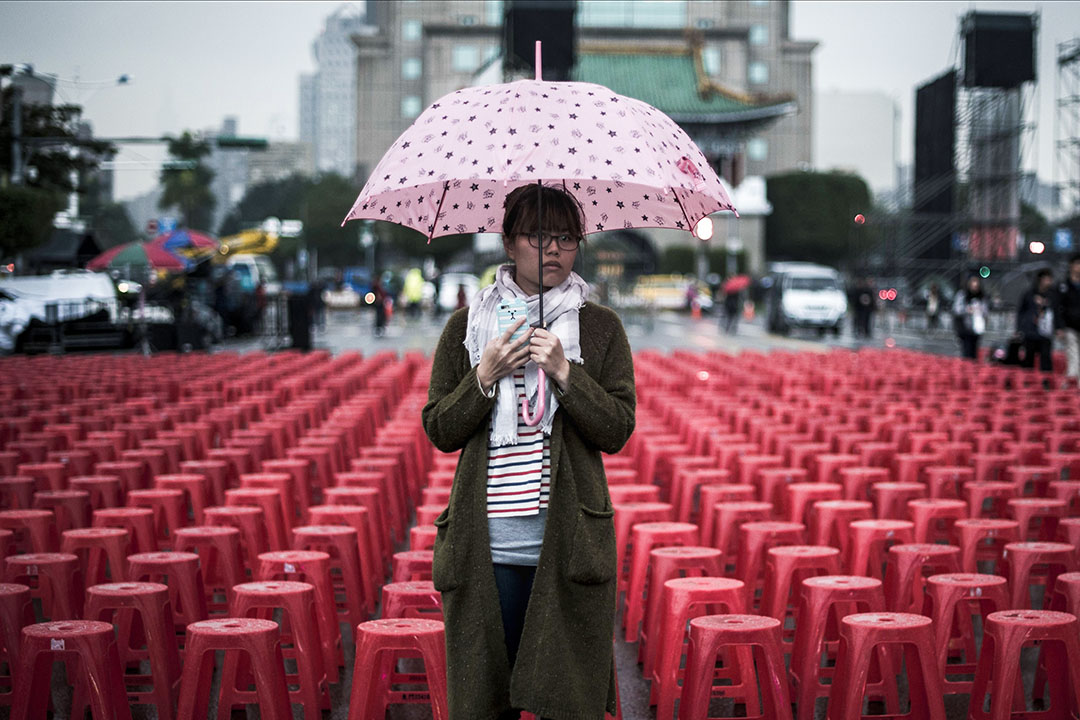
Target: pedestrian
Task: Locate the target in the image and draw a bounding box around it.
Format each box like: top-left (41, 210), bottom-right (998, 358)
top-left (953, 274), bottom-right (989, 360)
top-left (456, 282), bottom-right (468, 310)
top-left (925, 283), bottom-right (941, 332)
top-left (1016, 268), bottom-right (1055, 373)
top-left (372, 277), bottom-right (387, 337)
top-left (851, 277), bottom-right (876, 338)
top-left (422, 183), bottom-right (635, 720)
top-left (723, 288), bottom-right (741, 334)
top-left (1057, 254), bottom-right (1080, 386)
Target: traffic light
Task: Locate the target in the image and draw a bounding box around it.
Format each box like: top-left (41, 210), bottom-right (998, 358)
top-left (979, 266), bottom-right (991, 278)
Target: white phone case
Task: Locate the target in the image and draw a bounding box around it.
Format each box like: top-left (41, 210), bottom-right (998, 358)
top-left (497, 298), bottom-right (529, 342)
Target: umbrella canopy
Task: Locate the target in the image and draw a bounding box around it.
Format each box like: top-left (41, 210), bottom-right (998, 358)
top-left (722, 274), bottom-right (751, 294)
top-left (149, 229), bottom-right (218, 259)
top-left (342, 79), bottom-right (736, 239)
top-left (86, 241), bottom-right (189, 272)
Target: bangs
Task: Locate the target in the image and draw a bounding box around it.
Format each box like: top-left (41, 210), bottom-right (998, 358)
top-left (502, 184), bottom-right (585, 240)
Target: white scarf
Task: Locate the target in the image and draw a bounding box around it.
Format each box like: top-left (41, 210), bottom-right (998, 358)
top-left (465, 264), bottom-right (589, 446)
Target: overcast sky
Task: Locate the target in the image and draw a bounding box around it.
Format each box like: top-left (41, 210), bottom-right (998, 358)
top-left (2, 0), bottom-right (1077, 200)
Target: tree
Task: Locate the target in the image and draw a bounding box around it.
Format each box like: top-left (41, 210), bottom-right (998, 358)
top-left (159, 131), bottom-right (215, 231)
top-left (0, 66), bottom-right (116, 255)
top-left (765, 170), bottom-right (874, 267)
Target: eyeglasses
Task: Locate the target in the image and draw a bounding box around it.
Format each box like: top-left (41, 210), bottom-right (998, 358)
top-left (522, 232), bottom-right (581, 251)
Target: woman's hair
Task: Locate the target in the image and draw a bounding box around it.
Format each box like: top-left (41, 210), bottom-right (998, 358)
top-left (964, 275), bottom-right (984, 299)
top-left (502, 184), bottom-right (586, 241)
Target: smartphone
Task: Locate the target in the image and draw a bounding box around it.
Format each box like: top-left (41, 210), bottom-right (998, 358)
top-left (497, 298), bottom-right (529, 342)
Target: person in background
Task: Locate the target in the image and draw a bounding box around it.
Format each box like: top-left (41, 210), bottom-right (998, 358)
top-left (1056, 254), bottom-right (1080, 386)
top-left (925, 284), bottom-right (941, 332)
top-left (372, 277), bottom-right (387, 337)
top-left (723, 288), bottom-right (741, 334)
top-left (851, 277), bottom-right (876, 339)
top-left (953, 274), bottom-right (989, 360)
top-left (1016, 268), bottom-right (1055, 373)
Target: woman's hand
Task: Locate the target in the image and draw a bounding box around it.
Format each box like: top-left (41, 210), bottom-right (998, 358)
top-left (529, 328), bottom-right (570, 391)
top-left (476, 318), bottom-right (532, 393)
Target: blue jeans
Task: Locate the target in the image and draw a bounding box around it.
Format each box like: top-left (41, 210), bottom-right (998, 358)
top-left (492, 563), bottom-right (536, 669)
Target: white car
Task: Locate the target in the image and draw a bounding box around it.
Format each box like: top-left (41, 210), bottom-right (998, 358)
top-left (765, 263), bottom-right (847, 335)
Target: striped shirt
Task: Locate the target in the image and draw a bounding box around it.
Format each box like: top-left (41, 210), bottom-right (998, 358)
top-left (487, 369), bottom-right (551, 517)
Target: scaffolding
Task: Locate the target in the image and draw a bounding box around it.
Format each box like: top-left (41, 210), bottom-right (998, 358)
top-left (1056, 38), bottom-right (1080, 218)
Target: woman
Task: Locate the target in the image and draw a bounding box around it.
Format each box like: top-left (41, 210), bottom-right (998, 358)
top-left (953, 274), bottom-right (989, 360)
top-left (422, 184), bottom-right (635, 720)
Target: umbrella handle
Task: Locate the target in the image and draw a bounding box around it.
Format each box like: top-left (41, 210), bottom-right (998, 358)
top-left (521, 368), bottom-right (546, 426)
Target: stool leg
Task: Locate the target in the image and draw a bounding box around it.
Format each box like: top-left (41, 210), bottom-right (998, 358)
top-left (678, 629), bottom-right (719, 720)
top-left (252, 633), bottom-right (292, 720)
top-left (176, 640), bottom-right (215, 720)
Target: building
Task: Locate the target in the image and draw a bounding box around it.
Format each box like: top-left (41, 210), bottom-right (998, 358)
top-left (299, 3), bottom-right (370, 179)
top-left (203, 117), bottom-right (251, 234)
top-left (815, 90), bottom-right (899, 197)
top-left (247, 141), bottom-right (315, 187)
top-left (348, 0), bottom-right (815, 274)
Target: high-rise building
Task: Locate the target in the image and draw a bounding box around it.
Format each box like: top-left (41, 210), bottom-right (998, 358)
top-left (299, 3), bottom-right (370, 180)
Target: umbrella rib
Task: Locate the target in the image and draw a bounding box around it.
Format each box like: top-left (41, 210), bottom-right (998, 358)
top-left (427, 182), bottom-right (450, 243)
top-left (671, 188), bottom-right (696, 236)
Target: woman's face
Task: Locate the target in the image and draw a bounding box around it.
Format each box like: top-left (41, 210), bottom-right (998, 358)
top-left (504, 230), bottom-right (579, 296)
top-left (968, 277), bottom-right (980, 294)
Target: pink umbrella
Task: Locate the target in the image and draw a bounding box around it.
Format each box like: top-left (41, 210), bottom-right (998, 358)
top-left (343, 43), bottom-right (736, 423)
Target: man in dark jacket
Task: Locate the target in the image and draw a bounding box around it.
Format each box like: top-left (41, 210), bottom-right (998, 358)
top-left (1057, 254), bottom-right (1080, 384)
top-left (1017, 268), bottom-right (1055, 372)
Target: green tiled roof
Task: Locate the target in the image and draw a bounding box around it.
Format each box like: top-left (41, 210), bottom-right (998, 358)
top-left (571, 52), bottom-right (793, 122)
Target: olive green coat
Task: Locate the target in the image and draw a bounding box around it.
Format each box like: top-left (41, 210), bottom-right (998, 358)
top-left (422, 303), bottom-right (636, 720)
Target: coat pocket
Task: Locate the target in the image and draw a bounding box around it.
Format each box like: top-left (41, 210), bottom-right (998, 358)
top-left (566, 503), bottom-right (617, 585)
top-left (432, 507), bottom-right (459, 591)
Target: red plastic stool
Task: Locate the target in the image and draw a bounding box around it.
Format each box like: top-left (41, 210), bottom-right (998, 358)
top-left (734, 521), bottom-right (806, 609)
top-left (760, 545), bottom-right (842, 643)
top-left (1049, 480), bottom-right (1080, 515)
top-left (953, 518), bottom-right (1021, 573)
top-left (239, 472), bottom-right (302, 530)
top-left (257, 549), bottom-right (341, 684)
top-left (711, 501), bottom-right (773, 560)
top-left (91, 506), bottom-right (157, 554)
top-left (1007, 465), bottom-right (1057, 497)
top-left (882, 543), bottom-right (961, 613)
top-left (871, 481), bottom-right (927, 519)
top-left (678, 615), bottom-right (791, 720)
top-left (293, 524), bottom-right (368, 628)
top-left (1003, 541), bottom-right (1076, 610)
top-left (154, 474), bottom-right (210, 526)
top-left (204, 504), bottom-right (269, 572)
top-left (1007, 497), bottom-right (1067, 542)
top-left (0, 582), bottom-right (34, 703)
top-left (608, 485), bottom-right (661, 505)
top-left (639, 546), bottom-right (724, 674)
top-left (420, 486), bottom-right (451, 507)
top-left (757, 468), bottom-right (808, 508)
top-left (224, 487), bottom-right (289, 552)
top-left (177, 618), bottom-right (292, 720)
top-left (392, 549), bottom-right (434, 583)
top-left (17, 462), bottom-right (67, 493)
top-left (348, 618), bottom-right (448, 720)
top-left (11, 620), bottom-right (131, 720)
top-left (933, 441), bottom-right (973, 467)
top-left (969, 610), bottom-right (1080, 720)
top-left (177, 459), bottom-right (228, 507)
top-left (907, 498), bottom-right (967, 544)
top-left (1048, 571), bottom-right (1080, 615)
top-left (924, 466), bottom-right (972, 500)
top-left (68, 475), bottom-right (123, 510)
top-left (307, 504), bottom-right (381, 615)
top-left (613, 502), bottom-right (673, 592)
top-left (734, 453), bottom-right (784, 487)
top-left (4, 552), bottom-right (83, 620)
top-left (623, 521), bottom-right (698, 642)
top-left (94, 461), bottom-right (147, 495)
top-left (410, 525), bottom-right (437, 551)
top-left (808, 500), bottom-right (872, 560)
top-left (790, 576), bottom-right (888, 720)
top-left (650, 577), bottom-right (746, 720)
top-left (84, 582), bottom-right (181, 719)
top-left (0, 477), bottom-right (35, 510)
top-left (0, 509), bottom-right (57, 553)
top-left (1058, 517), bottom-right (1080, 562)
top-left (0, 528), bottom-right (11, 564)
top-left (696, 488), bottom-right (757, 550)
top-left (784, 482), bottom-right (842, 526)
top-left (228, 580), bottom-right (329, 710)
top-left (972, 452), bottom-right (1015, 484)
top-left (125, 551), bottom-right (208, 635)
top-left (323, 485), bottom-right (392, 568)
top-left (60, 527), bottom-right (129, 585)
top-left (380, 580), bottom-right (443, 620)
top-left (126, 488), bottom-right (187, 549)
top-left (846, 519), bottom-right (915, 578)
top-left (172, 525), bottom-right (245, 615)
top-left (921, 573), bottom-right (1010, 695)
top-left (32, 490), bottom-right (90, 533)
top-left (829, 613), bottom-right (946, 719)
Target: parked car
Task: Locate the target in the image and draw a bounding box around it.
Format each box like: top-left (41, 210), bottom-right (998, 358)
top-left (764, 262), bottom-right (847, 335)
top-left (630, 274), bottom-right (714, 312)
